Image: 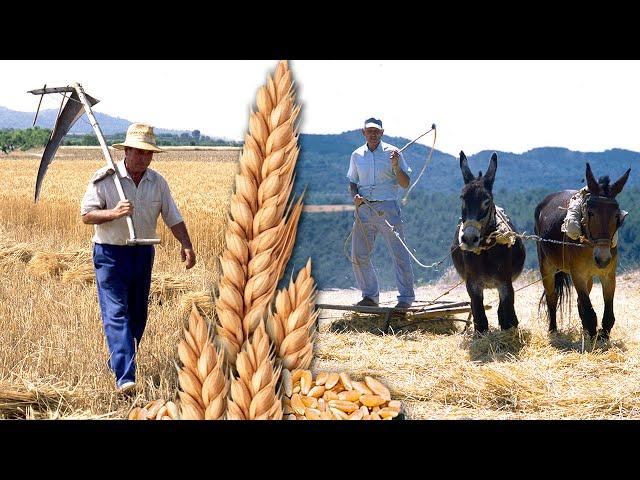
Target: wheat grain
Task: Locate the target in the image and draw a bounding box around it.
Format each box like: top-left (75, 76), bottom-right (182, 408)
top-left (215, 60), bottom-right (304, 365)
top-left (177, 305), bottom-right (229, 420)
top-left (265, 259), bottom-right (317, 370)
top-left (128, 400), bottom-right (180, 420)
top-left (226, 321), bottom-right (282, 420)
top-left (281, 370), bottom-right (403, 420)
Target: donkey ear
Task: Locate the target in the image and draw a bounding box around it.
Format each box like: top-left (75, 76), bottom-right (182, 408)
top-left (585, 163), bottom-right (600, 194)
top-left (484, 152), bottom-right (498, 191)
top-left (610, 168), bottom-right (631, 197)
top-left (459, 151), bottom-right (475, 184)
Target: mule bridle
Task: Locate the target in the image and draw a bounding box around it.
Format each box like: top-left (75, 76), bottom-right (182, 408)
top-left (461, 200), bottom-right (497, 250)
top-left (581, 194), bottom-right (620, 247)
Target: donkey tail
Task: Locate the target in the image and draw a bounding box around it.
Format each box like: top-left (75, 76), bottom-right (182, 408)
top-left (539, 271), bottom-right (572, 319)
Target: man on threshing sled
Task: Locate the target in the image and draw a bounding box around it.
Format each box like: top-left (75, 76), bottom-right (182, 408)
top-left (347, 117), bottom-right (415, 310)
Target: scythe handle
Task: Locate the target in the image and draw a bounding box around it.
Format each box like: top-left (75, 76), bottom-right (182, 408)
top-left (72, 82), bottom-right (138, 243)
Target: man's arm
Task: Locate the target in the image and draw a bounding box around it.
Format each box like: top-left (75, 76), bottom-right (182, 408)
top-left (395, 168), bottom-right (410, 188)
top-left (350, 182), bottom-right (364, 207)
top-left (170, 221), bottom-right (196, 269)
top-left (82, 200), bottom-right (133, 224)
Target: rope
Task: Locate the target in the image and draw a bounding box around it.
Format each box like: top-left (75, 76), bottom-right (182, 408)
top-left (344, 193), bottom-right (590, 280)
top-left (431, 278), bottom-right (466, 302)
top-left (343, 202), bottom-right (375, 266)
top-left (382, 215), bottom-right (458, 269)
top-left (401, 125), bottom-right (437, 206)
top-left (345, 197), bottom-right (457, 270)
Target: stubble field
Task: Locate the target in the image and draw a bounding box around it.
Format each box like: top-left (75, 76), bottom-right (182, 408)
top-left (1, 147), bottom-right (639, 419)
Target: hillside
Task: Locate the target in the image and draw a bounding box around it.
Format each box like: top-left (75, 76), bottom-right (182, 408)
top-left (295, 131), bottom-right (639, 204)
top-left (0, 106), bottom-right (184, 135)
top-left (286, 131), bottom-right (639, 289)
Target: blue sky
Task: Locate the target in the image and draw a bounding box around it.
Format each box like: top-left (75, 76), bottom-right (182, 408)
top-left (1, 60), bottom-right (639, 155)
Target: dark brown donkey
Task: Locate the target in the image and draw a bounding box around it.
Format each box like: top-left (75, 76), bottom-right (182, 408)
top-left (535, 163), bottom-right (631, 339)
top-left (451, 152), bottom-right (526, 333)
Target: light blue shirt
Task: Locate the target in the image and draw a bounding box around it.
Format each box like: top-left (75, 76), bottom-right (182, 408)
top-left (347, 141), bottom-right (411, 201)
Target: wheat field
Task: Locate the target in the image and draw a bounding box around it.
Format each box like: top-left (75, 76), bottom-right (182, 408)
top-left (0, 148), bottom-right (239, 418)
top-left (2, 147), bottom-right (640, 419)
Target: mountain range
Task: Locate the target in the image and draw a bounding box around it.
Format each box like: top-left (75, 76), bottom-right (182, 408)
top-left (295, 131), bottom-right (639, 204)
top-left (289, 132), bottom-right (639, 289)
top-left (3, 105), bottom-right (638, 288)
top-left (0, 106), bottom-right (184, 135)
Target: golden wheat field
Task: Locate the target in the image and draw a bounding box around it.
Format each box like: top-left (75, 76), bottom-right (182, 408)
top-left (2, 147), bottom-right (640, 419)
top-left (0, 147), bottom-right (239, 418)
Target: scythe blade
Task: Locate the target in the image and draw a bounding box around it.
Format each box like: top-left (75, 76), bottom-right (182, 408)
top-left (34, 90), bottom-right (99, 202)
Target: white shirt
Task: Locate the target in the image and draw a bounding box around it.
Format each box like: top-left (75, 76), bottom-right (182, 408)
top-left (80, 160), bottom-right (183, 245)
top-left (346, 141), bottom-right (411, 201)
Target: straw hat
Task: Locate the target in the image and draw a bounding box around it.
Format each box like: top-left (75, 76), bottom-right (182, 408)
top-left (112, 123), bottom-right (164, 153)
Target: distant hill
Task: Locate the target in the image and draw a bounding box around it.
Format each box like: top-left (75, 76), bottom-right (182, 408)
top-left (294, 131), bottom-right (639, 204)
top-left (0, 106), bottom-right (185, 135)
top-left (286, 131), bottom-right (639, 289)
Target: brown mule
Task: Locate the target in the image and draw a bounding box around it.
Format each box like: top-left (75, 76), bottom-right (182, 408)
top-left (534, 163), bottom-right (631, 339)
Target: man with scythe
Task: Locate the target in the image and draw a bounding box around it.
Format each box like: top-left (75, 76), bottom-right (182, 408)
top-left (29, 84), bottom-right (195, 394)
top-left (81, 123), bottom-right (196, 393)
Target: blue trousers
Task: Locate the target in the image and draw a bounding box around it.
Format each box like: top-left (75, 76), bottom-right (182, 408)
top-left (351, 200), bottom-right (415, 304)
top-left (93, 243), bottom-right (155, 387)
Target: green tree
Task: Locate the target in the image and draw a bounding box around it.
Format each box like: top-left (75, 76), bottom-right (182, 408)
top-left (0, 127), bottom-right (51, 153)
top-left (81, 133), bottom-right (99, 146)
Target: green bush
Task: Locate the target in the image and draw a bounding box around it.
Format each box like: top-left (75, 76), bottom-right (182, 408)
top-left (0, 127), bottom-right (51, 153)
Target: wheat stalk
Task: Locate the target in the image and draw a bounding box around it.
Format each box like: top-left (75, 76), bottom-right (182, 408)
top-left (226, 321), bottom-right (283, 420)
top-left (177, 305), bottom-right (229, 420)
top-left (266, 258), bottom-right (317, 370)
top-left (215, 60), bottom-right (303, 365)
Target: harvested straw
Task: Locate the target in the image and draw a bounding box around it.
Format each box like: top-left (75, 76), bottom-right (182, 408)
top-left (62, 263), bottom-right (95, 284)
top-left (226, 321), bottom-right (282, 420)
top-left (179, 290), bottom-right (215, 318)
top-left (128, 399), bottom-right (180, 420)
top-left (177, 305), bottom-right (229, 420)
top-left (149, 272), bottom-right (190, 300)
top-left (266, 259), bottom-right (317, 370)
top-left (215, 60), bottom-right (304, 365)
top-left (0, 243), bottom-right (34, 265)
top-left (25, 250), bottom-right (91, 278)
top-left (0, 380), bottom-right (72, 419)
